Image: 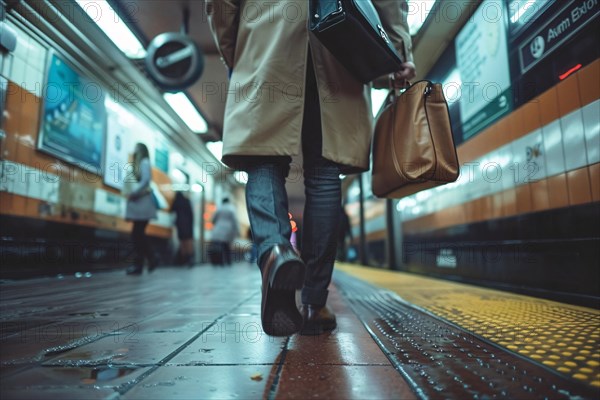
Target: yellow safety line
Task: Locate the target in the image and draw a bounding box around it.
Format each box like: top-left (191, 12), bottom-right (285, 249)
top-left (337, 263), bottom-right (600, 387)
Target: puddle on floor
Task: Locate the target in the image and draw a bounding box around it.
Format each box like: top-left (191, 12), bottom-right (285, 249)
top-left (80, 366), bottom-right (139, 384)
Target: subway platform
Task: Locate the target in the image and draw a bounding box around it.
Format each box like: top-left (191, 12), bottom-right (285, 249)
top-left (1, 263), bottom-right (599, 400)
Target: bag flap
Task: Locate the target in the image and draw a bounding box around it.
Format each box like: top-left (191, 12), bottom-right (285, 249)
top-left (310, 0), bottom-right (345, 30)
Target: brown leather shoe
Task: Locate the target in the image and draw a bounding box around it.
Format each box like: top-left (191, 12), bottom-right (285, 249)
top-left (261, 244), bottom-right (306, 336)
top-left (300, 305), bottom-right (337, 335)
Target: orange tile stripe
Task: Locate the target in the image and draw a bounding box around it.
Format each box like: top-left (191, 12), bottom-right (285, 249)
top-left (0, 193), bottom-right (171, 239)
top-left (403, 164), bottom-right (599, 234)
top-left (456, 59), bottom-right (600, 166)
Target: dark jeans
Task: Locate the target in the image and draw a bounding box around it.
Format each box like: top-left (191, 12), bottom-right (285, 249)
top-left (132, 220), bottom-right (152, 268)
top-left (245, 53), bottom-right (341, 307)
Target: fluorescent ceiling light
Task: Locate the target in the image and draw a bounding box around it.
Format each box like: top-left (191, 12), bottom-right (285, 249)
top-left (163, 92), bottom-right (208, 133)
top-left (75, 0), bottom-right (146, 58)
top-left (206, 141), bottom-right (223, 162)
top-left (510, 0), bottom-right (536, 24)
top-left (407, 0), bottom-right (437, 35)
top-left (371, 88), bottom-right (390, 117)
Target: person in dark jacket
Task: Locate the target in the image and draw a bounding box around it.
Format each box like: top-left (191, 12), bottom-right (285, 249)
top-left (171, 191), bottom-right (194, 266)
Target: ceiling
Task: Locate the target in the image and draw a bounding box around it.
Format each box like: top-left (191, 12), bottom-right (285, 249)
top-left (117, 0), bottom-right (478, 138)
top-left (118, 0), bottom-right (228, 138)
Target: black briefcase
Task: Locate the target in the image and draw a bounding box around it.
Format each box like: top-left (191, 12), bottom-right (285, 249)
top-left (309, 0), bottom-right (404, 83)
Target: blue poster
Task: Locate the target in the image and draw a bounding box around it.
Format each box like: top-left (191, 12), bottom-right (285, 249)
top-left (38, 54), bottom-right (106, 172)
top-left (155, 146), bottom-right (169, 173)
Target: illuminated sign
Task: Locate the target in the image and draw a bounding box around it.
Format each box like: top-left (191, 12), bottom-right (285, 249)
top-left (519, 0), bottom-right (599, 73)
top-left (455, 0), bottom-right (513, 140)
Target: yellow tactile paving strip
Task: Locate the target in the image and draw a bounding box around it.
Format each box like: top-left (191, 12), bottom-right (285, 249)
top-left (337, 264), bottom-right (600, 388)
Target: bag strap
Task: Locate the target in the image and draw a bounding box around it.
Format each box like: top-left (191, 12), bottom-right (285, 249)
top-left (388, 74), bottom-right (411, 97)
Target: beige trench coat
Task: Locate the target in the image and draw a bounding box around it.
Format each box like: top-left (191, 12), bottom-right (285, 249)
top-left (207, 0), bottom-right (413, 173)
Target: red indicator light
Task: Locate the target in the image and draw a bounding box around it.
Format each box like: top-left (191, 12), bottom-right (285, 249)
top-left (559, 64), bottom-right (582, 80)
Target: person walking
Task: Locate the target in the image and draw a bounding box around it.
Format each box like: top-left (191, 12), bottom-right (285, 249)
top-left (210, 197), bottom-right (239, 266)
top-left (207, 1), bottom-right (415, 336)
top-left (171, 191), bottom-right (194, 266)
top-left (124, 143), bottom-right (158, 275)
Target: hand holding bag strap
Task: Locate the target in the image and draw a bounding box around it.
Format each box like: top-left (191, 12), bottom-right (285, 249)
top-left (389, 73), bottom-right (411, 93)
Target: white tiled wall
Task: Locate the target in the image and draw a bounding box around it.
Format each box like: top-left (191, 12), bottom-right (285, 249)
top-left (542, 120), bottom-right (565, 177)
top-left (494, 144), bottom-right (514, 193)
top-left (582, 100), bottom-right (600, 165)
top-left (1, 161), bottom-right (172, 227)
top-left (1, 21), bottom-right (48, 97)
top-left (1, 22), bottom-right (178, 230)
top-left (398, 104), bottom-right (599, 221)
top-left (561, 108), bottom-right (588, 171)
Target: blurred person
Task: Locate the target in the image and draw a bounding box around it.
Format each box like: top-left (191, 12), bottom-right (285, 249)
top-left (207, 1), bottom-right (415, 336)
top-left (337, 206), bottom-right (353, 262)
top-left (124, 143), bottom-right (158, 275)
top-left (171, 191), bottom-right (194, 266)
top-left (209, 197), bottom-right (239, 266)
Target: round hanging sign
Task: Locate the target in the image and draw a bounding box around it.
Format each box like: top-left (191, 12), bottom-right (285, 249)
top-left (145, 32), bottom-right (204, 91)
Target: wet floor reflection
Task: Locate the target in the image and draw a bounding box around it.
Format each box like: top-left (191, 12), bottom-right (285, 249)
top-left (1, 265), bottom-right (411, 399)
top-left (81, 366), bottom-right (138, 384)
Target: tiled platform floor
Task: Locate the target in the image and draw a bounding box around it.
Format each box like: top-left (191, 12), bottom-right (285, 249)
top-left (0, 264), bottom-right (415, 400)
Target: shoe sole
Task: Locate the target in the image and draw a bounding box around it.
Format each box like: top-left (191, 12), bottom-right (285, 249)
top-left (262, 260), bottom-right (305, 337)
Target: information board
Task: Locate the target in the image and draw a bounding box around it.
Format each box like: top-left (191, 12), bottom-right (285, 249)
top-left (455, 0), bottom-right (513, 139)
top-left (103, 99), bottom-right (133, 190)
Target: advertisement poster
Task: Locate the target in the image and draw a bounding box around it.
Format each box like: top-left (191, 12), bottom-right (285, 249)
top-left (154, 140), bottom-right (169, 174)
top-left (38, 54), bottom-right (106, 172)
top-left (455, 0), bottom-right (513, 140)
top-left (103, 99), bottom-right (133, 190)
